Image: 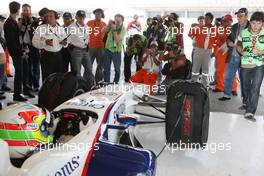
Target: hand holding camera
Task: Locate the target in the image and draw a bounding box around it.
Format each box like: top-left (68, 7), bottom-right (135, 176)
top-left (46, 39), bottom-right (54, 47)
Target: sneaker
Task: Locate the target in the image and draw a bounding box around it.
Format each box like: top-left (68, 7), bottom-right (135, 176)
top-left (213, 88), bottom-right (223, 93)
top-left (13, 95), bottom-right (27, 102)
top-left (244, 113), bottom-right (256, 122)
top-left (23, 92), bottom-right (35, 98)
top-left (238, 104), bottom-right (246, 110)
top-left (218, 96), bottom-right (231, 101)
top-left (232, 91), bottom-right (238, 96)
top-left (2, 86), bottom-right (11, 91)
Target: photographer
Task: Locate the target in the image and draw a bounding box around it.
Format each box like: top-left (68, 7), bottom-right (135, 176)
top-left (124, 34), bottom-right (147, 82)
top-left (130, 41), bottom-right (160, 94)
top-left (160, 41), bottom-right (188, 81)
top-left (146, 16), bottom-right (167, 51)
top-left (19, 3), bottom-right (40, 94)
top-left (103, 14), bottom-right (126, 83)
top-left (165, 13), bottom-right (184, 53)
top-left (68, 10), bottom-right (95, 86)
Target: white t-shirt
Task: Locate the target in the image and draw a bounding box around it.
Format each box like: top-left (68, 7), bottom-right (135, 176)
top-left (0, 44), bottom-right (4, 53)
top-left (142, 54), bottom-right (160, 73)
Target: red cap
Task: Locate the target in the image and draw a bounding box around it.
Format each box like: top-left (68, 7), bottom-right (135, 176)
top-left (223, 15), bottom-right (233, 22)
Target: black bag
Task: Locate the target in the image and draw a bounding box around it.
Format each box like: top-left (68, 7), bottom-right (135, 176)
top-left (165, 80), bottom-right (209, 148)
top-left (38, 72), bottom-right (92, 111)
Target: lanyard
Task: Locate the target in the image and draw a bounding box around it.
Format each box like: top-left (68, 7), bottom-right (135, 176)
top-left (76, 22), bottom-right (87, 44)
top-left (250, 33), bottom-right (259, 48)
top-left (48, 25), bottom-right (60, 39)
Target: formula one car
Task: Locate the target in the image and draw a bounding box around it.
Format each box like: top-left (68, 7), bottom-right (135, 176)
top-left (0, 84), bottom-right (157, 176)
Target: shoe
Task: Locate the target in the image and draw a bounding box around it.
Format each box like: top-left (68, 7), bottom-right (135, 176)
top-left (23, 92), bottom-right (35, 98)
top-left (232, 91), bottom-right (238, 96)
top-left (0, 91), bottom-right (4, 95)
top-left (213, 88), bottom-right (223, 93)
top-left (2, 86), bottom-right (11, 91)
top-left (238, 104), bottom-right (246, 110)
top-left (218, 97), bottom-right (231, 101)
top-left (0, 95), bottom-right (6, 100)
top-left (13, 95), bottom-right (27, 102)
top-left (32, 88), bottom-right (39, 92)
top-left (244, 113), bottom-right (256, 122)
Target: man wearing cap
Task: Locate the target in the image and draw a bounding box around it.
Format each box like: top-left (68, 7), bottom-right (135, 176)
top-left (103, 14), bottom-right (126, 83)
top-left (127, 14), bottom-right (142, 36)
top-left (33, 10), bottom-right (67, 82)
top-left (68, 10), bottom-right (95, 86)
top-left (124, 34), bottom-right (147, 82)
top-left (213, 14), bottom-right (238, 94)
top-left (130, 41), bottom-right (160, 94)
top-left (61, 12), bottom-right (73, 72)
top-left (219, 8), bottom-right (250, 102)
top-left (87, 8), bottom-right (106, 84)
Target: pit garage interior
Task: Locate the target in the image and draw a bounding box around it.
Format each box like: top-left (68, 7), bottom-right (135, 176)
top-left (0, 0), bottom-right (264, 176)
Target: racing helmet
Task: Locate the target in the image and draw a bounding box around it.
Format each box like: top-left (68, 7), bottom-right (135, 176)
top-left (0, 103), bottom-right (53, 158)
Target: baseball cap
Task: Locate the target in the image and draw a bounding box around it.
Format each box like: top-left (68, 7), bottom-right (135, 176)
top-left (63, 12), bottom-right (72, 19)
top-left (76, 10), bottom-right (86, 18)
top-left (150, 41), bottom-right (158, 47)
top-left (223, 14), bottom-right (233, 22)
top-left (235, 8), bottom-right (248, 16)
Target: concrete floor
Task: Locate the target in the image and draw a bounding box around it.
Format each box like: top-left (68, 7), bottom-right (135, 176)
top-left (135, 111), bottom-right (264, 176)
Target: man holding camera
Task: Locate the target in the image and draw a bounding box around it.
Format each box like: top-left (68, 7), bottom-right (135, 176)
top-left (87, 8), bottom-right (106, 84)
top-left (103, 14), bottom-right (126, 84)
top-left (19, 3), bottom-right (40, 94)
top-left (124, 34), bottom-right (147, 82)
top-left (33, 10), bottom-right (67, 82)
top-left (130, 41), bottom-right (160, 94)
top-left (68, 10), bottom-right (95, 86)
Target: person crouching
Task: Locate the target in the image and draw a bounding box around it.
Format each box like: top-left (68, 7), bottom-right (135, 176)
top-left (130, 41), bottom-right (160, 94)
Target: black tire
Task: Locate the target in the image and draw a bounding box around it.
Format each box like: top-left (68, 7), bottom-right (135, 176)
top-left (165, 80), bottom-right (209, 147)
top-left (38, 72), bottom-right (92, 111)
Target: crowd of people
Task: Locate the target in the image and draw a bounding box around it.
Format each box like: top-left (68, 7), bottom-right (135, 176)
top-left (0, 1), bottom-right (263, 121)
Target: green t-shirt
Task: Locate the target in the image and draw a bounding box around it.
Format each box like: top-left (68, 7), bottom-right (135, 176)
top-left (240, 27), bottom-right (264, 67)
top-left (105, 25), bottom-right (126, 53)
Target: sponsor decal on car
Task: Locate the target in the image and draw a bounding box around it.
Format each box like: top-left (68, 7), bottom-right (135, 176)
top-left (54, 156), bottom-right (80, 176)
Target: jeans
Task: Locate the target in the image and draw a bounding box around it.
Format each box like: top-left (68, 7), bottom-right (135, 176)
top-left (241, 66), bottom-right (264, 114)
top-left (103, 49), bottom-right (121, 83)
top-left (0, 64), bottom-right (5, 88)
top-left (223, 55), bottom-right (241, 97)
top-left (28, 46), bottom-right (40, 89)
top-left (124, 52), bottom-right (141, 82)
top-left (11, 56), bottom-right (30, 95)
top-left (89, 48), bottom-right (104, 83)
top-left (70, 48), bottom-right (95, 86)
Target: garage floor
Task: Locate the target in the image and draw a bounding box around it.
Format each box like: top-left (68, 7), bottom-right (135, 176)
top-left (135, 111), bottom-right (264, 176)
